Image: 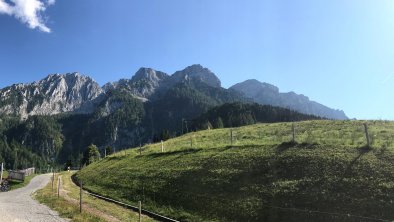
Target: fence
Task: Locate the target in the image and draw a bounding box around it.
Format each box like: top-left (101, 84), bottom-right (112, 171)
top-left (118, 120), bottom-right (388, 157)
top-left (105, 120), bottom-right (393, 221)
top-left (8, 167), bottom-right (35, 181)
top-left (70, 175), bottom-right (179, 222)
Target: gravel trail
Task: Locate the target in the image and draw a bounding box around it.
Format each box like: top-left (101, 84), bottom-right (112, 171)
top-left (0, 174), bottom-right (69, 222)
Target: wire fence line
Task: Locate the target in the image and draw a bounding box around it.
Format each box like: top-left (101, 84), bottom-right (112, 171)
top-left (121, 121), bottom-right (394, 157)
top-left (104, 121), bottom-right (394, 221)
top-left (84, 191), bottom-right (179, 222)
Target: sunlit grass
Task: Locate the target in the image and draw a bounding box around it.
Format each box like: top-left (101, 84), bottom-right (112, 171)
top-left (35, 171), bottom-right (155, 222)
top-left (77, 120), bottom-right (394, 221)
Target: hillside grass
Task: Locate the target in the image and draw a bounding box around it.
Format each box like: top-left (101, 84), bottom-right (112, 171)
top-left (35, 171), bottom-right (155, 222)
top-left (76, 120), bottom-right (394, 221)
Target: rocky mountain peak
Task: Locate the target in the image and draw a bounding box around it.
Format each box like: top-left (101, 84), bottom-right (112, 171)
top-left (171, 64), bottom-right (221, 88)
top-left (132, 68), bottom-right (169, 83)
top-left (102, 68), bottom-right (169, 101)
top-left (0, 73), bottom-right (103, 119)
top-left (231, 79), bottom-right (279, 98)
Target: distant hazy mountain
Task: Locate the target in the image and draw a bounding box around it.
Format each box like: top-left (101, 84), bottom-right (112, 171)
top-left (230, 79), bottom-right (348, 120)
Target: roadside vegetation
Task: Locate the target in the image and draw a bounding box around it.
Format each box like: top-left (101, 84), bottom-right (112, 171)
top-left (1, 171), bottom-right (37, 191)
top-left (8, 173), bottom-right (36, 190)
top-left (76, 120), bottom-right (394, 221)
top-left (35, 171), bottom-right (155, 222)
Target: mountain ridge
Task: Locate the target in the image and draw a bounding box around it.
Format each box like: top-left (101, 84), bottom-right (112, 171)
top-left (230, 79), bottom-right (348, 120)
top-left (0, 65), bottom-right (348, 120)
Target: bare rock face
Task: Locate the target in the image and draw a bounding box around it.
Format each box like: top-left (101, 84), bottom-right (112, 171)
top-left (170, 64), bottom-right (221, 88)
top-left (103, 68), bottom-right (169, 101)
top-left (103, 64), bottom-right (222, 101)
top-left (0, 73), bottom-right (104, 119)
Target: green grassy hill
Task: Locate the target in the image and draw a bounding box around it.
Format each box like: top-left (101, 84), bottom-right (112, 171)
top-left (76, 120), bottom-right (394, 221)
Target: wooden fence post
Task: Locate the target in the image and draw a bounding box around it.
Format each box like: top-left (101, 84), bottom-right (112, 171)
top-left (138, 201), bottom-right (142, 222)
top-left (52, 171), bottom-right (54, 192)
top-left (363, 123), bottom-right (370, 147)
top-left (161, 140), bottom-right (164, 153)
top-left (140, 143), bottom-right (142, 155)
top-left (292, 123), bottom-right (296, 143)
top-left (0, 163), bottom-right (3, 183)
top-left (57, 177), bottom-right (60, 198)
top-left (190, 135), bottom-right (193, 149)
top-left (230, 129), bottom-right (233, 146)
top-left (80, 180), bottom-right (83, 213)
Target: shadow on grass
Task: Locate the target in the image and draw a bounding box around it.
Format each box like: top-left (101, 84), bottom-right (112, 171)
top-left (276, 142), bottom-right (320, 154)
top-left (339, 145), bottom-right (372, 182)
top-left (143, 148), bottom-right (203, 159)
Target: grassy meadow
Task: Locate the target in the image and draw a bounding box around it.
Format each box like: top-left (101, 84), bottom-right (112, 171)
top-left (35, 171), bottom-right (155, 222)
top-left (76, 120), bottom-right (394, 221)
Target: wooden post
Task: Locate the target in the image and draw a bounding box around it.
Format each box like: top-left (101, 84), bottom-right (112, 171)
top-left (0, 163), bottom-right (3, 183)
top-left (139, 143), bottom-right (142, 155)
top-left (52, 171), bottom-right (54, 192)
top-left (230, 129), bottom-right (233, 146)
top-left (364, 123), bottom-right (370, 147)
top-left (292, 123), bottom-right (295, 143)
top-left (161, 140), bottom-right (164, 152)
top-left (190, 135), bottom-right (193, 149)
top-left (57, 177), bottom-right (60, 198)
top-left (138, 201), bottom-right (142, 222)
top-left (80, 180), bottom-right (83, 213)
top-left (104, 148), bottom-right (107, 158)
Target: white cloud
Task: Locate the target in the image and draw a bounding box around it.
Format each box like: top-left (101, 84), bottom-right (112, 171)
top-left (0, 0), bottom-right (54, 33)
top-left (0, 1), bottom-right (12, 15)
top-left (47, 0), bottom-right (55, 6)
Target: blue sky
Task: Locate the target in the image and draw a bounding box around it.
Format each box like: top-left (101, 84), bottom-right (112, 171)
top-left (0, 0), bottom-right (393, 120)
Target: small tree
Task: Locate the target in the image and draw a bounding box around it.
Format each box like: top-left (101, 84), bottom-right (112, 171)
top-left (214, 117), bottom-right (224, 129)
top-left (84, 144), bottom-right (101, 165)
top-left (160, 130), bottom-right (171, 141)
top-left (105, 146), bottom-right (114, 156)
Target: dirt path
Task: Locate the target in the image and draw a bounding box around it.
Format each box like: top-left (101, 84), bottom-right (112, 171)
top-left (0, 174), bottom-right (69, 222)
top-left (58, 175), bottom-right (120, 222)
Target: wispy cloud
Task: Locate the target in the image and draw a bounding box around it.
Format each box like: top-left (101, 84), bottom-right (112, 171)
top-left (0, 0), bottom-right (55, 33)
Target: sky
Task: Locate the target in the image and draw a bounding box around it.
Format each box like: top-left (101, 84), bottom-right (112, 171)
top-left (0, 0), bottom-right (394, 120)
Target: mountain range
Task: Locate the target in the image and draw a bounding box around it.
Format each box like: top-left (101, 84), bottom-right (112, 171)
top-left (0, 64), bottom-right (347, 120)
top-left (0, 64), bottom-right (347, 169)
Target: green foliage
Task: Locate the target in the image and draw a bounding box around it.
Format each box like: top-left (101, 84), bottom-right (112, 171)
top-left (147, 82), bottom-right (244, 135)
top-left (213, 117), bottom-right (224, 129)
top-left (193, 102), bottom-right (322, 130)
top-left (77, 120), bottom-right (394, 222)
top-left (83, 144), bottom-right (100, 165)
top-left (0, 115), bottom-right (46, 169)
top-left (105, 146), bottom-right (113, 156)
